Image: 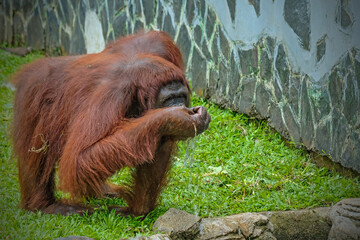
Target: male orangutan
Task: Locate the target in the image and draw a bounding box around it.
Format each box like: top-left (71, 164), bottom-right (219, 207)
top-left (12, 30), bottom-right (211, 216)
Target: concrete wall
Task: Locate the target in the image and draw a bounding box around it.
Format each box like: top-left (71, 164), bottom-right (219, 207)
top-left (1, 0), bottom-right (359, 172)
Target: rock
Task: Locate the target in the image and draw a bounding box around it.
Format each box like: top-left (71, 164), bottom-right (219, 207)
top-left (54, 236), bottom-right (95, 240)
top-left (69, 17), bottom-right (86, 55)
top-left (172, 1), bottom-right (182, 23)
top-left (282, 104), bottom-right (301, 143)
top-left (260, 50), bottom-right (272, 81)
top-left (191, 47), bottom-right (207, 97)
top-left (199, 216), bottom-right (244, 239)
top-left (335, 0), bottom-right (353, 29)
top-left (147, 205), bottom-right (347, 240)
top-left (45, 9), bottom-right (60, 54)
top-left (143, 0), bottom-right (155, 24)
top-left (198, 212), bottom-right (275, 240)
top-left (238, 77), bottom-right (256, 115)
top-left (193, 25), bottom-right (203, 47)
top-left (330, 109), bottom-right (349, 160)
top-left (239, 48), bottom-right (258, 75)
top-left (248, 0), bottom-right (260, 17)
top-left (2, 47), bottom-right (32, 57)
top-left (219, 29), bottom-right (230, 58)
top-left (300, 78), bottom-right (314, 148)
top-left (328, 198), bottom-right (360, 240)
top-left (237, 213), bottom-right (273, 238)
top-left (275, 44), bottom-right (289, 95)
top-left (283, 0), bottom-right (310, 50)
top-left (131, 234), bottom-right (171, 240)
top-left (227, 0), bottom-right (236, 23)
top-left (228, 52), bottom-right (240, 100)
top-left (255, 83), bottom-right (271, 118)
top-left (316, 35), bottom-right (326, 62)
top-left (27, 6), bottom-right (44, 49)
top-left (206, 8), bottom-right (216, 39)
top-left (268, 102), bottom-right (286, 136)
top-left (270, 207), bottom-right (331, 240)
top-left (176, 25), bottom-right (191, 67)
top-left (113, 11), bottom-right (128, 38)
top-left (163, 14), bottom-right (175, 39)
top-left (185, 0), bottom-right (195, 24)
top-left (153, 208), bottom-right (201, 240)
top-left (341, 131), bottom-right (360, 172)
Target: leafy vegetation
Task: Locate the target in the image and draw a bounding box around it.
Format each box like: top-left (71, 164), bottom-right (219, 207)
top-left (0, 49), bottom-right (359, 239)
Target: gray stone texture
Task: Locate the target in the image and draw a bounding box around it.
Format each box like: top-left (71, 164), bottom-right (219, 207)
top-left (300, 79), bottom-right (314, 148)
top-left (208, 67), bottom-right (219, 98)
top-left (172, 1), bottom-right (182, 23)
top-left (288, 75), bottom-right (301, 115)
top-left (1, 0), bottom-right (359, 172)
top-left (153, 208), bottom-right (201, 240)
top-left (255, 83), bottom-right (270, 118)
top-left (329, 65), bottom-right (344, 109)
top-left (328, 198), bottom-right (360, 240)
top-left (228, 52), bottom-right (240, 100)
top-left (176, 24), bottom-right (191, 67)
top-left (113, 11), bottom-right (128, 38)
top-left (218, 61), bottom-right (229, 99)
top-left (342, 131), bottom-right (360, 171)
top-left (196, 0), bottom-right (206, 20)
top-left (239, 48), bottom-right (258, 75)
top-left (211, 30), bottom-right (220, 66)
top-left (143, 0), bottom-right (154, 25)
top-left (315, 120), bottom-right (332, 155)
top-left (60, 0), bottom-right (74, 26)
top-left (227, 0), bottom-right (236, 23)
top-left (344, 71), bottom-right (359, 126)
top-left (269, 102), bottom-right (287, 137)
top-left (131, 234), bottom-right (171, 240)
top-left (316, 35), bottom-right (326, 62)
top-left (248, 0), bottom-right (260, 17)
top-left (283, 104), bottom-right (301, 143)
top-left (163, 13), bottom-right (175, 39)
top-left (13, 12), bottom-right (25, 45)
top-left (335, 0), bottom-right (353, 29)
top-left (193, 24), bottom-right (203, 44)
top-left (191, 46), bottom-right (207, 97)
top-left (238, 78), bottom-right (256, 115)
top-left (69, 17), bottom-right (86, 55)
top-left (149, 206), bottom-right (336, 240)
top-left (185, 0), bottom-right (195, 24)
top-left (284, 0), bottom-right (310, 50)
top-left (309, 86), bottom-right (331, 123)
top-left (100, 5), bottom-right (109, 39)
top-left (219, 29), bottom-right (230, 59)
top-left (270, 207), bottom-right (332, 240)
top-left (206, 8), bottom-right (216, 39)
top-left (275, 44), bottom-right (289, 95)
top-left (45, 9), bottom-right (60, 54)
top-left (54, 237), bottom-right (95, 240)
top-left (260, 50), bottom-right (272, 80)
top-left (27, 7), bottom-right (44, 49)
top-left (331, 109), bottom-right (349, 161)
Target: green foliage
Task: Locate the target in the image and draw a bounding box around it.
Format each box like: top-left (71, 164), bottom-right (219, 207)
top-left (160, 98), bottom-right (359, 216)
top-left (0, 49), bottom-right (359, 239)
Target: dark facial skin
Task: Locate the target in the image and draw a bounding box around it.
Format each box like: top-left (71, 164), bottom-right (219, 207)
top-left (154, 81), bottom-right (211, 136)
top-left (154, 81), bottom-right (190, 108)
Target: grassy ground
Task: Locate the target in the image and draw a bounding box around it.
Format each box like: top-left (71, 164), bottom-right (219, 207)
top-left (0, 49), bottom-right (359, 240)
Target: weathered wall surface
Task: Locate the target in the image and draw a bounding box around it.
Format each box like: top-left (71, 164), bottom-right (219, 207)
top-left (1, 0), bottom-right (359, 172)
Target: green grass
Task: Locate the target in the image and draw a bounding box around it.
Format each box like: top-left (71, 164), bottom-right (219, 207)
top-left (0, 49), bottom-right (359, 239)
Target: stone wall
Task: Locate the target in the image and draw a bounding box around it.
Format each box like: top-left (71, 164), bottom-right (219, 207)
top-left (1, 0), bottom-right (359, 172)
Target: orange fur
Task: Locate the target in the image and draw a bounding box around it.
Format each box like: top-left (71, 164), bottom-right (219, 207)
top-left (12, 31), bottom-right (207, 216)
